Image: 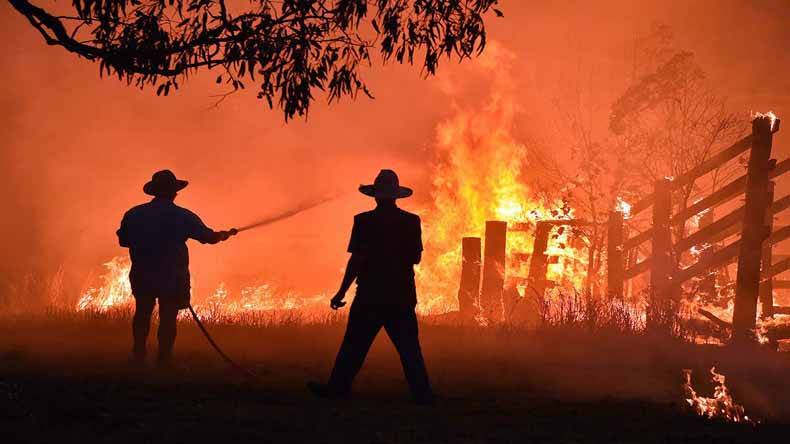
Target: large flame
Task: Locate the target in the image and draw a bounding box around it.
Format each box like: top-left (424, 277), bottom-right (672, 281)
top-left (415, 43), bottom-right (583, 314)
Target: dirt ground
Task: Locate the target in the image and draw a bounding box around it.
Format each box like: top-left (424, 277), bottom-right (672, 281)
top-left (1, 314), bottom-right (789, 443)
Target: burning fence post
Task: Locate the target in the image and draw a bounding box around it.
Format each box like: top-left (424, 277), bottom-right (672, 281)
top-left (760, 181), bottom-right (776, 319)
top-left (527, 221), bottom-right (551, 300)
top-left (481, 221), bottom-right (507, 322)
top-left (733, 115), bottom-right (777, 340)
top-left (649, 178), bottom-right (674, 331)
top-left (607, 210), bottom-right (624, 299)
top-left (458, 237), bottom-right (482, 318)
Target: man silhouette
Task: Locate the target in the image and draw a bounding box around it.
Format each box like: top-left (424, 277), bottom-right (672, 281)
top-left (308, 169), bottom-right (434, 405)
top-left (117, 170), bottom-right (237, 367)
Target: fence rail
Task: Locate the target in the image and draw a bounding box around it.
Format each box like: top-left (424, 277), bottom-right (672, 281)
top-left (452, 114), bottom-right (783, 341)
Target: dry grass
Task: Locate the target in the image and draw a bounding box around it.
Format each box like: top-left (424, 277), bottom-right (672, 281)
top-left (2, 307), bottom-right (790, 415)
top-left (2, 292), bottom-right (790, 443)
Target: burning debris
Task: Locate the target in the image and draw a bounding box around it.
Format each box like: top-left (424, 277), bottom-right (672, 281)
top-left (682, 367), bottom-right (754, 424)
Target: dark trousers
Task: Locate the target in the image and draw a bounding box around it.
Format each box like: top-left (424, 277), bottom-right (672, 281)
top-left (132, 296), bottom-right (180, 363)
top-left (329, 302), bottom-right (433, 400)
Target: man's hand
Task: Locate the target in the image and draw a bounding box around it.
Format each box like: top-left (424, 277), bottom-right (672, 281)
top-left (330, 291), bottom-right (347, 310)
top-left (219, 228), bottom-right (239, 241)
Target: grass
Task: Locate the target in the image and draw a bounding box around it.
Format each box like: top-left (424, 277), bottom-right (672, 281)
top-left (2, 307), bottom-right (790, 443)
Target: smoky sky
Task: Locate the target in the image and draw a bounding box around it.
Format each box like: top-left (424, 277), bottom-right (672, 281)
top-left (0, 0), bottom-right (788, 301)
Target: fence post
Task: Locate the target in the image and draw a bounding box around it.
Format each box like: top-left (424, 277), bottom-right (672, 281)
top-left (481, 221), bottom-right (507, 323)
top-left (697, 209), bottom-right (717, 300)
top-left (649, 178), bottom-right (674, 331)
top-left (607, 211), bottom-right (624, 299)
top-left (733, 116), bottom-right (775, 340)
top-left (527, 221), bottom-right (551, 300)
top-left (458, 237), bottom-right (482, 318)
top-left (760, 181), bottom-right (776, 319)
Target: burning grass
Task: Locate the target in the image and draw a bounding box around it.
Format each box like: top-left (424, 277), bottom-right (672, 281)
top-left (683, 367), bottom-right (754, 424)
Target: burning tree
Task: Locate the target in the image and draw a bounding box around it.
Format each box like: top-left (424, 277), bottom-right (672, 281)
top-left (9, 0), bottom-right (502, 119)
top-left (549, 25), bottom-right (748, 303)
top-left (607, 29), bottom-right (752, 332)
top-left (610, 52), bottom-right (747, 232)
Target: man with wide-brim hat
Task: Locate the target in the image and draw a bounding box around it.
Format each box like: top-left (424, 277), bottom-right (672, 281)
top-left (117, 169), bottom-right (238, 367)
top-left (308, 169), bottom-right (434, 405)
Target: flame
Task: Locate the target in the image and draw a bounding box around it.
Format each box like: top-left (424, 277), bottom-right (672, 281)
top-left (615, 197), bottom-right (631, 219)
top-left (415, 43), bottom-right (585, 316)
top-left (683, 367), bottom-right (754, 424)
top-left (77, 256), bottom-right (133, 311)
top-left (752, 110), bottom-right (779, 131)
top-left (74, 42), bottom-right (589, 320)
top-left (75, 256), bottom-right (330, 320)
top-left (756, 315), bottom-right (790, 345)
top-left (192, 282), bottom-right (328, 320)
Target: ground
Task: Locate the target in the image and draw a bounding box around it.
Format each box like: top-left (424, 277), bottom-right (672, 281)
top-left (1, 314), bottom-right (789, 443)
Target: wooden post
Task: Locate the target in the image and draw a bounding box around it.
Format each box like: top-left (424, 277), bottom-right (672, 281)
top-left (481, 221), bottom-right (507, 323)
top-left (527, 221), bottom-right (551, 300)
top-left (607, 211), bottom-right (624, 299)
top-left (649, 178), bottom-right (674, 331)
top-left (760, 181), bottom-right (776, 319)
top-left (697, 209), bottom-right (717, 301)
top-left (733, 116), bottom-right (775, 341)
top-left (457, 237), bottom-right (482, 318)
top-left (624, 224), bottom-right (635, 299)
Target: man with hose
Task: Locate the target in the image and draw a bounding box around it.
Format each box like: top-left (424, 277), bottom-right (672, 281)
top-left (117, 170), bottom-right (237, 368)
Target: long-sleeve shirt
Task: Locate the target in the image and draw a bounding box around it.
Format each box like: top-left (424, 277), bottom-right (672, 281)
top-left (117, 197), bottom-right (224, 302)
top-left (347, 204), bottom-right (423, 308)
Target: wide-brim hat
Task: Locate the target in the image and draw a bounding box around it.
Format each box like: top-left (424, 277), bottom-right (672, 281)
top-left (359, 169), bottom-right (413, 199)
top-left (143, 169), bottom-right (189, 196)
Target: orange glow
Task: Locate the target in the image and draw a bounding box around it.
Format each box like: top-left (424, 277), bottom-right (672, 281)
top-left (415, 44), bottom-right (584, 314)
top-left (74, 44), bottom-right (591, 319)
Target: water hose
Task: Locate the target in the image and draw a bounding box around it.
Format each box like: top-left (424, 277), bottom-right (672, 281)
top-left (188, 193), bottom-right (342, 377)
top-left (187, 305), bottom-right (259, 380)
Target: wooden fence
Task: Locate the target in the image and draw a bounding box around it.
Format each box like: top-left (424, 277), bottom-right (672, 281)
top-left (455, 114), bottom-right (784, 341)
top-left (607, 114), bottom-right (783, 338)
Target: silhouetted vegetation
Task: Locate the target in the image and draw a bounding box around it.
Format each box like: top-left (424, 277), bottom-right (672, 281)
top-left (9, 0), bottom-right (501, 119)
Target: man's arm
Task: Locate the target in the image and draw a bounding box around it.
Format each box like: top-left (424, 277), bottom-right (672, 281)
top-left (411, 215), bottom-right (424, 265)
top-left (331, 254), bottom-right (364, 309)
top-left (186, 210), bottom-right (237, 244)
top-left (117, 214), bottom-right (130, 248)
top-left (332, 215), bottom-right (365, 309)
